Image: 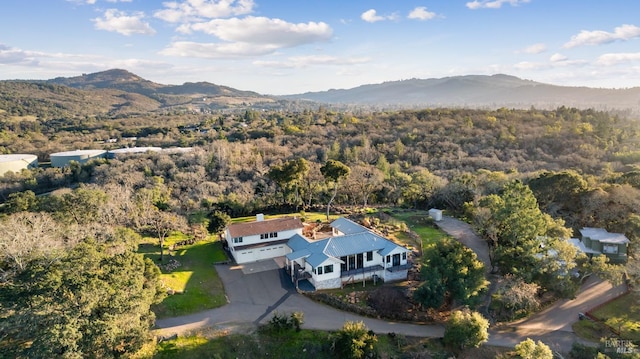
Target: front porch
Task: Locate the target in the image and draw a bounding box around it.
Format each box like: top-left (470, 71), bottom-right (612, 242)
top-left (340, 265), bottom-right (384, 278)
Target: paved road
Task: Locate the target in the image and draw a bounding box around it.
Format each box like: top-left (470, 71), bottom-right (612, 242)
top-left (435, 216), bottom-right (491, 272)
top-left (434, 216), bottom-right (628, 352)
top-left (155, 263), bottom-right (444, 338)
top-left (155, 216), bottom-right (626, 354)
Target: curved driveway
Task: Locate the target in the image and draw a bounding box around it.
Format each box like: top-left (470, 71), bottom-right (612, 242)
top-left (435, 216), bottom-right (627, 353)
top-left (155, 216), bottom-right (626, 354)
top-left (155, 263), bottom-right (444, 338)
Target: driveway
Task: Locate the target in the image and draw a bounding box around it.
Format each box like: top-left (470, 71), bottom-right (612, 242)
top-left (435, 216), bottom-right (491, 272)
top-left (155, 261), bottom-right (444, 338)
top-left (434, 216), bottom-right (628, 352)
top-left (155, 217), bottom-right (626, 354)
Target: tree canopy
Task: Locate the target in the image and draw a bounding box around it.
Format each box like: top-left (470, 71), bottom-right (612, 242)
top-left (414, 238), bottom-right (488, 309)
top-left (0, 237), bottom-right (164, 358)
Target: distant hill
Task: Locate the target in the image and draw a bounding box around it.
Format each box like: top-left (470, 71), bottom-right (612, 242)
top-left (2, 70), bottom-right (640, 120)
top-left (283, 74), bottom-right (640, 112)
top-left (46, 69), bottom-right (276, 111)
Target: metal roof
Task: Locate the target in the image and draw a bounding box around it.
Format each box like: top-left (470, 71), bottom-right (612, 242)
top-left (330, 217), bottom-right (369, 235)
top-left (287, 217), bottom-right (408, 269)
top-left (580, 227), bottom-right (630, 244)
top-left (0, 154), bottom-right (37, 163)
top-left (50, 149), bottom-right (106, 157)
top-left (324, 232), bottom-right (391, 258)
top-left (288, 234), bottom-right (311, 252)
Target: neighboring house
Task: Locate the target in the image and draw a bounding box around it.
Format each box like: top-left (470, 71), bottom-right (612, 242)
top-left (285, 218), bottom-right (410, 290)
top-left (224, 214), bottom-right (304, 264)
top-left (571, 227), bottom-right (630, 263)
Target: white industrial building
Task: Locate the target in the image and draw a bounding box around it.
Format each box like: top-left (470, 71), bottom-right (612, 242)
top-left (107, 147), bottom-right (162, 159)
top-left (50, 150), bottom-right (106, 167)
top-left (0, 154), bottom-right (38, 176)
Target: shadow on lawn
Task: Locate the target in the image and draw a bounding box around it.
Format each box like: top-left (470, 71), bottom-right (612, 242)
top-left (139, 239), bottom-right (228, 318)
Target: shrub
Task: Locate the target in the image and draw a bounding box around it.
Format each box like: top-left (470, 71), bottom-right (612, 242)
top-left (265, 311), bottom-right (304, 333)
top-left (514, 338), bottom-right (553, 359)
top-left (332, 321), bottom-right (378, 359)
top-left (443, 309), bottom-right (489, 352)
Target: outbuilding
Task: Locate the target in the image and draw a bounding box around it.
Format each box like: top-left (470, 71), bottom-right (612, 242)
top-left (0, 154), bottom-right (38, 176)
top-left (429, 208), bottom-right (443, 221)
top-left (50, 150), bottom-right (106, 167)
top-left (107, 147), bottom-right (162, 159)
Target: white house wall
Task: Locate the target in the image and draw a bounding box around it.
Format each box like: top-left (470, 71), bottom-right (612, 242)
top-left (227, 228), bottom-right (302, 248)
top-left (226, 227), bottom-right (302, 264)
top-left (231, 243), bottom-right (290, 264)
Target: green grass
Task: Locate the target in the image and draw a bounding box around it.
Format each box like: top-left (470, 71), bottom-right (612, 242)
top-left (139, 234), bottom-right (228, 318)
top-left (572, 319), bottom-right (614, 342)
top-left (137, 327), bottom-right (509, 359)
top-left (589, 293), bottom-right (640, 341)
top-left (231, 211), bottom-right (329, 224)
top-left (384, 208), bottom-right (450, 249)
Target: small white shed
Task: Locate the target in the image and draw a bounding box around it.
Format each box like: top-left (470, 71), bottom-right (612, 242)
top-left (429, 208), bottom-right (443, 221)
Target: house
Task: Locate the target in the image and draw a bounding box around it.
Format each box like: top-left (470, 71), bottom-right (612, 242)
top-left (224, 214), bottom-right (304, 264)
top-left (285, 218), bottom-right (410, 290)
top-left (572, 227), bottom-right (630, 263)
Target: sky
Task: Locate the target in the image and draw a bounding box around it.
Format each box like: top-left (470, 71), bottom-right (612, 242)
top-left (1, 0), bottom-right (640, 95)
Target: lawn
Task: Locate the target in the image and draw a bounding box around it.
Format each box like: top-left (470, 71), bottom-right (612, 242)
top-left (139, 233), bottom-right (228, 319)
top-left (589, 292), bottom-right (640, 342)
top-left (134, 327), bottom-right (510, 359)
top-left (384, 208), bottom-right (450, 251)
top-left (231, 211), bottom-right (329, 224)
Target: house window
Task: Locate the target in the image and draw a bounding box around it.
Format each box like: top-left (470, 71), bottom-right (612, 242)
top-left (603, 244), bottom-right (619, 254)
top-left (348, 255), bottom-right (356, 270)
top-left (386, 255), bottom-right (390, 263)
top-left (402, 252), bottom-right (407, 260)
top-left (317, 266), bottom-right (324, 275)
top-left (260, 233), bottom-right (267, 239)
top-left (366, 251), bottom-right (373, 261)
top-left (324, 265), bottom-right (334, 274)
top-left (233, 237), bottom-right (243, 243)
top-left (269, 232), bottom-right (278, 238)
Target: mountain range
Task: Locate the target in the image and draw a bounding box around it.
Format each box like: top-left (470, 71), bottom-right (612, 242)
top-left (1, 69), bottom-right (639, 117)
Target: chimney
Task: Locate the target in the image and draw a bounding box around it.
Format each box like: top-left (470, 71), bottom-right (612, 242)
top-left (256, 213), bottom-right (264, 222)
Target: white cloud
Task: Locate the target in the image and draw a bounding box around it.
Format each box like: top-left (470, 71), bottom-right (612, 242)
top-left (596, 52), bottom-right (640, 66)
top-left (549, 53), bottom-right (567, 62)
top-left (0, 44), bottom-right (39, 65)
top-left (466, 0), bottom-right (530, 10)
top-left (184, 16), bottom-right (332, 47)
top-left (361, 9), bottom-right (386, 23)
top-left (408, 7), bottom-right (436, 21)
top-left (160, 41), bottom-right (279, 58)
top-left (521, 43), bottom-right (546, 54)
top-left (93, 9), bottom-right (156, 36)
top-left (564, 24), bottom-right (640, 48)
top-left (66, 0), bottom-right (97, 4)
top-left (154, 0), bottom-right (254, 23)
top-left (254, 55), bottom-right (370, 69)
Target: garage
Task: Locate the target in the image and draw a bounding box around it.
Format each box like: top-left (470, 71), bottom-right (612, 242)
top-left (235, 244), bottom-right (289, 264)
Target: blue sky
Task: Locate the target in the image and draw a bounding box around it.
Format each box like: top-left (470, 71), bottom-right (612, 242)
top-left (1, 0), bottom-right (639, 94)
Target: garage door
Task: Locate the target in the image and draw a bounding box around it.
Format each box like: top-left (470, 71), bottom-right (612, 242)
top-left (237, 245), bottom-right (288, 263)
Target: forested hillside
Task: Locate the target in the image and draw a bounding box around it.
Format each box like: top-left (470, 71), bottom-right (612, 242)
top-left (2, 98), bottom-right (640, 356)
